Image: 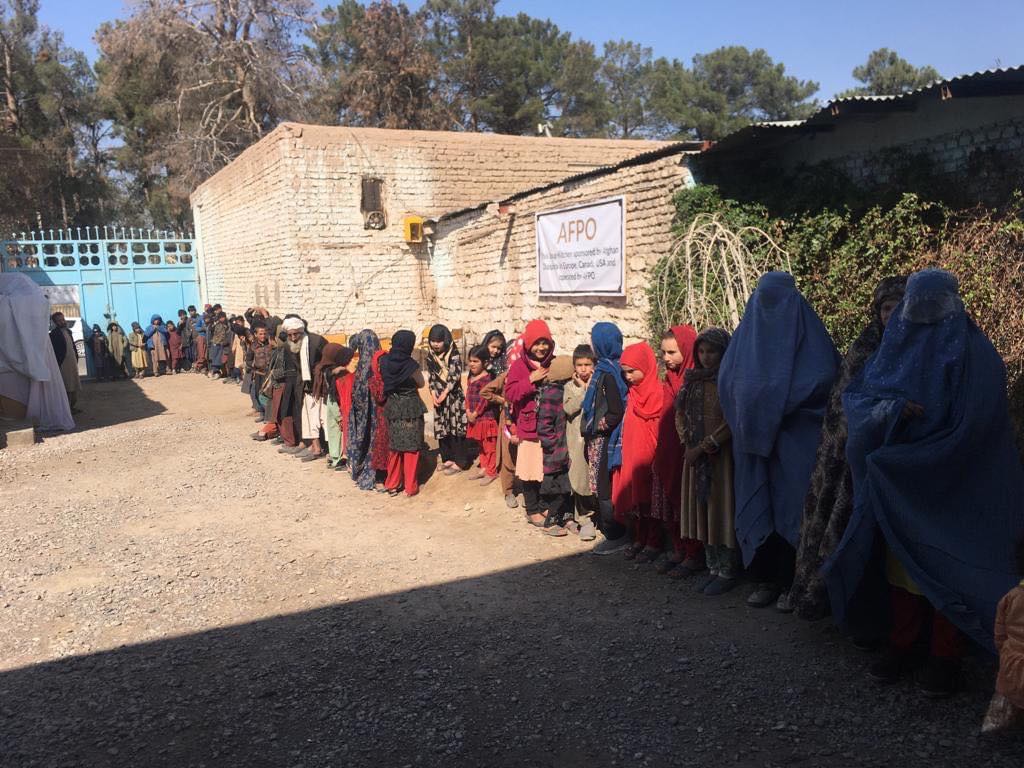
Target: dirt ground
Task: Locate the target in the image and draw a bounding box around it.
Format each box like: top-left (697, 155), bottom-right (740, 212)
top-left (2, 374), bottom-right (1024, 768)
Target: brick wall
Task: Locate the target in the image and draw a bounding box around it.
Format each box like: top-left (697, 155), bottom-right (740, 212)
top-left (431, 154), bottom-right (694, 349)
top-left (191, 123), bottom-right (680, 344)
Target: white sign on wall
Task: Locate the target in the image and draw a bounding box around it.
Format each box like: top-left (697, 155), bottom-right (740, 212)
top-left (536, 196), bottom-right (625, 296)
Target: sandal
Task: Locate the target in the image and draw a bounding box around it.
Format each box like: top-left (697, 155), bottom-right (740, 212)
top-left (527, 512), bottom-right (548, 527)
top-left (387, 488), bottom-right (402, 497)
top-left (635, 547), bottom-right (663, 564)
top-left (623, 542), bottom-right (644, 560)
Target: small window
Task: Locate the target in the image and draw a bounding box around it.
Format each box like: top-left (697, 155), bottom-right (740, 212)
top-left (60, 244), bottom-right (73, 255)
top-left (90, 255), bottom-right (100, 266)
top-left (25, 256), bottom-right (38, 268)
top-left (89, 243), bottom-right (99, 254)
top-left (133, 254), bottom-right (146, 265)
top-left (6, 257), bottom-right (22, 269)
top-left (60, 255), bottom-right (75, 266)
top-left (79, 256), bottom-right (89, 266)
top-left (22, 244), bottom-right (37, 256)
top-left (132, 242), bottom-right (145, 254)
top-left (4, 243), bottom-right (17, 256)
top-left (78, 244), bottom-right (89, 254)
top-left (44, 256), bottom-right (59, 267)
top-left (108, 255), bottom-right (118, 265)
top-left (165, 242), bottom-right (177, 253)
top-left (180, 242), bottom-right (192, 252)
top-left (119, 255), bottom-right (128, 265)
top-left (180, 253), bottom-right (193, 264)
top-left (165, 253), bottom-right (178, 265)
top-left (107, 242), bottom-right (117, 253)
top-left (361, 177), bottom-right (383, 213)
top-left (43, 244), bottom-right (56, 255)
top-left (148, 254), bottom-right (161, 265)
top-left (147, 242), bottom-right (159, 253)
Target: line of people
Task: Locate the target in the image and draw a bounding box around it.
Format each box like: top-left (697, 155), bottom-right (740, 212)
top-left (120, 270), bottom-right (1024, 712)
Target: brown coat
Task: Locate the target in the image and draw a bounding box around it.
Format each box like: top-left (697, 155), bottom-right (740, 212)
top-left (676, 379), bottom-right (735, 547)
top-left (996, 585), bottom-right (1024, 709)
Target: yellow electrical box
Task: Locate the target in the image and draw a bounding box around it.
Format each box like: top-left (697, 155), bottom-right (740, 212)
top-left (403, 215), bottom-right (425, 243)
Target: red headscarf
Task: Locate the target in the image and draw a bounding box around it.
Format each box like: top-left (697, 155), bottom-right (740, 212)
top-left (613, 342), bottom-right (664, 513)
top-left (656, 325), bottom-right (697, 497)
top-left (521, 319), bottom-right (555, 368)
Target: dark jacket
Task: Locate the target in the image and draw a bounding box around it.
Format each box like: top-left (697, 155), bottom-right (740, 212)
top-left (50, 327), bottom-right (77, 366)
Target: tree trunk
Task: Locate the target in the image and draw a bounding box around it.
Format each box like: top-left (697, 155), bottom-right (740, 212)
top-left (1, 32), bottom-right (20, 133)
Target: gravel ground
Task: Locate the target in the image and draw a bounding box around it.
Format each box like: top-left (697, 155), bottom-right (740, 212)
top-left (2, 373), bottom-right (1023, 768)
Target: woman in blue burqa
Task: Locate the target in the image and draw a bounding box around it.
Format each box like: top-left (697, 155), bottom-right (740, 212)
top-left (824, 269), bottom-right (1024, 696)
top-left (718, 271), bottom-right (839, 610)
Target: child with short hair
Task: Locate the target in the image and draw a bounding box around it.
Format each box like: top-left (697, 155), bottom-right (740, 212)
top-left (505, 320), bottom-right (572, 533)
top-left (166, 321), bottom-right (184, 374)
top-left (677, 329), bottom-right (737, 596)
top-left (465, 345), bottom-right (500, 485)
top-left (563, 344), bottom-right (598, 541)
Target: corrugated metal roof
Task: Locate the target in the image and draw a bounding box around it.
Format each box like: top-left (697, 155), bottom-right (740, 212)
top-left (708, 64), bottom-right (1024, 153)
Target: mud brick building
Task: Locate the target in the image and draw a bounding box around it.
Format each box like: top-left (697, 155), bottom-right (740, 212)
top-left (191, 124), bottom-right (689, 345)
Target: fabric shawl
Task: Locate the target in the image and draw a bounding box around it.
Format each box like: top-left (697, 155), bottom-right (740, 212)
top-left (655, 324), bottom-right (697, 496)
top-left (612, 342), bottom-right (663, 513)
top-left (790, 276), bottom-right (907, 621)
top-left (313, 342), bottom-right (354, 401)
top-left (583, 322), bottom-right (628, 469)
top-left (107, 325), bottom-right (127, 363)
top-left (823, 269), bottom-right (1024, 651)
top-left (481, 330), bottom-right (507, 376)
top-left (503, 320), bottom-right (555, 443)
top-left (426, 324), bottom-right (456, 384)
top-left (679, 328), bottom-right (731, 503)
top-left (718, 271), bottom-right (839, 565)
top-left (347, 329), bottom-right (382, 490)
top-left (380, 330), bottom-right (420, 395)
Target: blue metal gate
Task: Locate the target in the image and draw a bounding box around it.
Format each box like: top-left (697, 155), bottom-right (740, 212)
top-left (2, 227), bottom-right (199, 376)
top-left (2, 226), bottom-right (199, 328)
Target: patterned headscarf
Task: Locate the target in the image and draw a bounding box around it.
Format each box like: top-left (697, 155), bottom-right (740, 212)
top-left (347, 329), bottom-right (382, 490)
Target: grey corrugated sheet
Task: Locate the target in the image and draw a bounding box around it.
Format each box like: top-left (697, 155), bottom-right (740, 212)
top-left (709, 65), bottom-right (1024, 153)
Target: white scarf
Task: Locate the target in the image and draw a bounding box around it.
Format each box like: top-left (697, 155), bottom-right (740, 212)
top-left (299, 334), bottom-right (311, 382)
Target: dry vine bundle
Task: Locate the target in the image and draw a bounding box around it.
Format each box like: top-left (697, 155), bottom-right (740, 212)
top-left (651, 213), bottom-right (791, 334)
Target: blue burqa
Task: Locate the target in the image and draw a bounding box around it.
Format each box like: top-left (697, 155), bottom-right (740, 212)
top-left (718, 272), bottom-right (839, 565)
top-left (823, 269), bottom-right (1024, 651)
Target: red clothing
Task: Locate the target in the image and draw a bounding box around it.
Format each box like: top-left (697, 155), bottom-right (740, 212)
top-left (466, 372), bottom-right (498, 421)
top-left (654, 325), bottom-right (697, 502)
top-left (336, 372), bottom-right (354, 447)
top-left (468, 417), bottom-right (499, 477)
top-left (386, 450), bottom-right (419, 496)
top-left (504, 320), bottom-right (554, 442)
top-left (613, 343), bottom-right (664, 514)
top-left (369, 350), bottom-right (391, 471)
top-left (167, 329), bottom-right (184, 364)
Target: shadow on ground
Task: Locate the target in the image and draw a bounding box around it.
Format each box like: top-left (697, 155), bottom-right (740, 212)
top-left (3, 555), bottom-right (1024, 768)
top-left (57, 379), bottom-right (167, 436)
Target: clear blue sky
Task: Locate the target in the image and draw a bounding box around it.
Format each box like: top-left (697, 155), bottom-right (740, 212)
top-left (40, 0), bottom-right (1024, 102)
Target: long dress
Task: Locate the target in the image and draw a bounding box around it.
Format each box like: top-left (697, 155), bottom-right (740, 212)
top-left (129, 331), bottom-right (147, 370)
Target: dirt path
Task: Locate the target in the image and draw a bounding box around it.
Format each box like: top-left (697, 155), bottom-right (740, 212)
top-left (1, 375), bottom-right (1022, 767)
